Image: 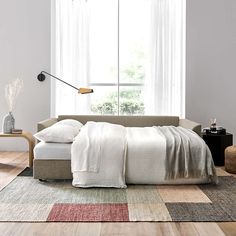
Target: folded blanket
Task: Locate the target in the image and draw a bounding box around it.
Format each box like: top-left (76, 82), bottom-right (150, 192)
top-left (155, 126), bottom-right (217, 183)
top-left (71, 121), bottom-right (127, 188)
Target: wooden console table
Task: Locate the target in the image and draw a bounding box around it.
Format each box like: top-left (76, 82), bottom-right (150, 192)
top-left (0, 131), bottom-right (35, 167)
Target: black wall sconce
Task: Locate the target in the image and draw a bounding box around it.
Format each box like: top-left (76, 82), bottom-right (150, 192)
top-left (37, 71), bottom-right (93, 94)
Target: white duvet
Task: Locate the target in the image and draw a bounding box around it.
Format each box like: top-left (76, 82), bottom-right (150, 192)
top-left (71, 122), bottom-right (217, 188)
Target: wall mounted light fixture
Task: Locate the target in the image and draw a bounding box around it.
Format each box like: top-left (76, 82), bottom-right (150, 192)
top-left (37, 71), bottom-right (93, 94)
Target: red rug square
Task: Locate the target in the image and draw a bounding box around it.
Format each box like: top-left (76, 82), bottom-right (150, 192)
top-left (47, 203), bottom-right (129, 222)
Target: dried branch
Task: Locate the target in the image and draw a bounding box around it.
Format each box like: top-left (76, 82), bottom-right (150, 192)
top-left (5, 78), bottom-right (23, 112)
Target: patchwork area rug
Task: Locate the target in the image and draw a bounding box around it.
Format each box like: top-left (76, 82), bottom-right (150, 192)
top-left (0, 168), bottom-right (235, 222)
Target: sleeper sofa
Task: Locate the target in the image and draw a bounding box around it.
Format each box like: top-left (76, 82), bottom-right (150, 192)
top-left (33, 115), bottom-right (201, 180)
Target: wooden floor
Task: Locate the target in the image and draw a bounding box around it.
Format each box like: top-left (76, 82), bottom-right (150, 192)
top-left (0, 152), bottom-right (235, 236)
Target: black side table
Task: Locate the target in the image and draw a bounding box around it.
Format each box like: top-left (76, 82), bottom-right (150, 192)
top-left (202, 132), bottom-right (233, 166)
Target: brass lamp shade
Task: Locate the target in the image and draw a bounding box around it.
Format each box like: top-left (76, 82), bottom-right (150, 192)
top-left (78, 88), bottom-right (94, 94)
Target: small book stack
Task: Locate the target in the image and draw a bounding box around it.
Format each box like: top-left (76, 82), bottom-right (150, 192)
top-left (11, 129), bottom-right (23, 134)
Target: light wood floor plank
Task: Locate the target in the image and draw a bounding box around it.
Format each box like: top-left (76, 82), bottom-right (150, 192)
top-left (218, 222), bottom-right (236, 236)
top-left (216, 167), bottom-right (236, 178)
top-left (193, 223), bottom-right (225, 236)
top-left (216, 167), bottom-right (231, 176)
top-left (0, 223), bottom-right (101, 236)
top-left (0, 152), bottom-right (27, 164)
top-left (172, 223), bottom-right (199, 236)
top-left (0, 152), bottom-right (28, 191)
top-left (0, 222), bottom-right (228, 236)
top-left (101, 222), bottom-right (164, 236)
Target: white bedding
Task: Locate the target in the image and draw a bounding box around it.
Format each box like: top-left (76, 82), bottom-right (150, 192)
top-left (71, 123), bottom-right (216, 187)
top-left (125, 127), bottom-right (208, 184)
top-left (125, 127), bottom-right (166, 184)
top-left (71, 122), bottom-right (127, 188)
top-left (34, 142), bottom-right (71, 160)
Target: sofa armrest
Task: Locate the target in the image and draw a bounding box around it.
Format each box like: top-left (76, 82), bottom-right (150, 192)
top-left (179, 119), bottom-right (201, 136)
top-left (37, 118), bottom-right (58, 132)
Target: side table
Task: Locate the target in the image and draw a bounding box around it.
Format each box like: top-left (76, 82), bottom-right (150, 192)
top-left (0, 131), bottom-right (35, 167)
top-left (202, 132), bottom-right (233, 166)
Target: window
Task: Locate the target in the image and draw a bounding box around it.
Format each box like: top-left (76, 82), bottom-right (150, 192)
top-left (52, 0), bottom-right (186, 117)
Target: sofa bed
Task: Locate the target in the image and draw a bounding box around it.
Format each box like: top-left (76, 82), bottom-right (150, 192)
top-left (33, 115), bottom-right (217, 187)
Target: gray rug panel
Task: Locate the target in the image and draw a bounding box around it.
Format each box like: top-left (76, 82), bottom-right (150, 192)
top-left (166, 203), bottom-right (234, 221)
top-left (199, 176), bottom-right (236, 204)
top-left (200, 176), bottom-right (236, 192)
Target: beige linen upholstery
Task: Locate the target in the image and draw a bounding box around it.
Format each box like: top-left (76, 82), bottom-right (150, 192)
top-left (33, 115), bottom-right (201, 180)
top-left (179, 119), bottom-right (201, 136)
top-left (58, 115), bottom-right (179, 127)
top-left (37, 118), bottom-right (58, 132)
top-left (34, 160), bottom-right (72, 179)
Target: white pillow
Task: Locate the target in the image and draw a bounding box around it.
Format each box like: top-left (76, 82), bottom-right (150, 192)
top-left (34, 119), bottom-right (83, 143)
top-left (55, 119), bottom-right (83, 133)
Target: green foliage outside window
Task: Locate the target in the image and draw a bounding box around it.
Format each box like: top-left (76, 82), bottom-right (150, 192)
top-left (91, 45), bottom-right (145, 115)
top-left (91, 89), bottom-right (144, 115)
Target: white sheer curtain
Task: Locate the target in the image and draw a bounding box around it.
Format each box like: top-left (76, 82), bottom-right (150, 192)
top-left (144, 0), bottom-right (186, 117)
top-left (52, 0), bottom-right (185, 117)
top-left (53, 0), bottom-right (91, 115)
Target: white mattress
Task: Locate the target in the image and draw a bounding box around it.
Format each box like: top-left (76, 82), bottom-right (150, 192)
top-left (34, 142), bottom-right (71, 160)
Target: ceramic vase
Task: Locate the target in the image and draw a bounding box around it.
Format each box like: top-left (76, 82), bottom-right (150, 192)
top-left (2, 112), bottom-right (15, 133)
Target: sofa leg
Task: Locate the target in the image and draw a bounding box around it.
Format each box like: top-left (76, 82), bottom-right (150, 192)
top-left (39, 179), bottom-right (47, 182)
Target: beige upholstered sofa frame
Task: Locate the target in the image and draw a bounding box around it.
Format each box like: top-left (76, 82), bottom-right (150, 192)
top-left (33, 115), bottom-right (201, 180)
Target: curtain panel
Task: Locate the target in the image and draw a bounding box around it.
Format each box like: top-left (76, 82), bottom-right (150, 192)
top-left (51, 0), bottom-right (185, 117)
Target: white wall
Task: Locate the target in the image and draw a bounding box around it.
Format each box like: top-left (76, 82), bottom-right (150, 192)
top-left (186, 0), bottom-right (236, 140)
top-left (0, 0), bottom-right (51, 151)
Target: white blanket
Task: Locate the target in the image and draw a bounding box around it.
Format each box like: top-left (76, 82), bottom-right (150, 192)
top-left (71, 122), bottom-right (127, 188)
top-left (125, 127), bottom-right (166, 182)
top-left (71, 123), bottom-right (217, 188)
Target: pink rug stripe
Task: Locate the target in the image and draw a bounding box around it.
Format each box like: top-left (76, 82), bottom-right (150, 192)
top-left (47, 203), bottom-right (129, 222)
